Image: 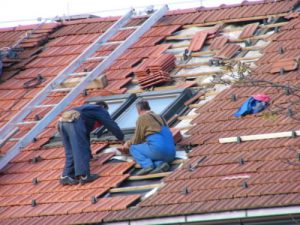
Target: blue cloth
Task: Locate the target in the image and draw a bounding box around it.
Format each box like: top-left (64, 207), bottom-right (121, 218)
top-left (74, 104), bottom-right (124, 140)
top-left (234, 97), bottom-right (268, 117)
top-left (130, 126), bottom-right (176, 168)
top-left (59, 118), bottom-right (91, 177)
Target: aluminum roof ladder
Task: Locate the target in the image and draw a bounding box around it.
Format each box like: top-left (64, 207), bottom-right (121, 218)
top-left (0, 5), bottom-right (168, 170)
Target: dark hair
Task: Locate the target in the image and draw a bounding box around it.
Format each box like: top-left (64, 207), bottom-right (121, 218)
top-left (95, 101), bottom-right (109, 110)
top-left (136, 99), bottom-right (151, 111)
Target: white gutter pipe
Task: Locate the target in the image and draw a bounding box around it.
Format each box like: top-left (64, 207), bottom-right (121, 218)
top-left (102, 206), bottom-right (300, 225)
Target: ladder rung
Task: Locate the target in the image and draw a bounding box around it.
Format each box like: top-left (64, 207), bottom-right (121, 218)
top-left (109, 184), bottom-right (161, 193)
top-left (102, 40), bottom-right (124, 46)
top-left (51, 88), bottom-right (73, 92)
top-left (0, 127), bottom-right (19, 146)
top-left (17, 121), bottom-right (38, 125)
top-left (35, 104), bottom-right (57, 108)
top-left (9, 137), bottom-right (21, 142)
top-left (68, 72), bottom-right (89, 77)
top-left (119, 26), bottom-right (140, 30)
top-left (86, 56), bottom-right (108, 61)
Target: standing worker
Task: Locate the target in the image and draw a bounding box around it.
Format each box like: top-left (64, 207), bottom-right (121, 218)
top-left (122, 100), bottom-right (175, 175)
top-left (58, 101), bottom-right (124, 185)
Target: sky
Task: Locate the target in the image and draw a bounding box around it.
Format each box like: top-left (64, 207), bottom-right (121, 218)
top-left (0, 0), bottom-right (257, 27)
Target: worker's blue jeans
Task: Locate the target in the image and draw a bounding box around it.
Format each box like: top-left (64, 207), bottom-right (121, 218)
top-left (130, 126), bottom-right (176, 169)
top-left (59, 118), bottom-right (91, 177)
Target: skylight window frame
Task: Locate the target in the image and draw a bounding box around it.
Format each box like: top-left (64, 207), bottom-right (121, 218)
top-left (114, 88), bottom-right (193, 135)
top-left (85, 93), bottom-right (137, 137)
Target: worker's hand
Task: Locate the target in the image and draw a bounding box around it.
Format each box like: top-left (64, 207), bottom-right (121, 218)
top-left (118, 142), bottom-right (129, 155)
top-left (123, 142), bottom-right (129, 150)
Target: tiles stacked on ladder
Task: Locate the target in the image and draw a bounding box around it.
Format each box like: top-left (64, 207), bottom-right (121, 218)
top-left (0, 23), bottom-right (61, 81)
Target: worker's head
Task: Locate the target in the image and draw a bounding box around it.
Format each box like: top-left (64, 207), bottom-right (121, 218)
top-left (136, 100), bottom-right (151, 115)
top-left (95, 101), bottom-right (109, 110)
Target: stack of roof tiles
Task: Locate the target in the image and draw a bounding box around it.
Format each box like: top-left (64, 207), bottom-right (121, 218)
top-left (134, 53), bottom-right (175, 89)
top-left (0, 23), bottom-right (60, 81)
top-left (0, 0), bottom-right (300, 224)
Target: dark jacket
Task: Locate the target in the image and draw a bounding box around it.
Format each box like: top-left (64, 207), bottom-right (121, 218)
top-left (74, 104), bottom-right (124, 140)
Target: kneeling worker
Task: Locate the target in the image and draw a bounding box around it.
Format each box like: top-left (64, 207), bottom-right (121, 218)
top-left (122, 100), bottom-right (175, 175)
top-left (58, 101), bottom-right (124, 185)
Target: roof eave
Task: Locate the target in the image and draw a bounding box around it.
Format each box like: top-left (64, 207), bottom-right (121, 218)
top-left (103, 205), bottom-right (300, 225)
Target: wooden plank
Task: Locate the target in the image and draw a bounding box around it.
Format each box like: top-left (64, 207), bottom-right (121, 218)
top-left (176, 55), bottom-right (261, 69)
top-left (205, 90), bottom-right (219, 96)
top-left (183, 13), bottom-right (289, 29)
top-left (224, 56), bottom-right (261, 62)
top-left (171, 43), bottom-right (189, 49)
top-left (259, 21), bottom-right (288, 29)
top-left (178, 114), bottom-right (198, 120)
top-left (189, 103), bottom-right (203, 108)
top-left (127, 85), bottom-right (177, 94)
top-left (128, 172), bottom-right (171, 181)
top-left (219, 131), bottom-right (300, 144)
top-left (167, 114), bottom-right (179, 125)
top-left (190, 51), bottom-right (217, 57)
top-left (184, 91), bottom-right (206, 106)
top-left (176, 61), bottom-right (210, 68)
top-left (232, 33), bottom-right (271, 43)
top-left (166, 34), bottom-right (192, 41)
top-left (60, 75), bottom-right (108, 89)
top-left (109, 184), bottom-right (162, 193)
top-left (172, 71), bottom-right (223, 78)
top-left (242, 45), bottom-right (268, 51)
top-left (175, 50), bottom-right (216, 58)
top-left (178, 125), bottom-right (195, 131)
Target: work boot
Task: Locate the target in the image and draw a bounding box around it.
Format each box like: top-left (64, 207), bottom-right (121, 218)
top-left (136, 166), bottom-right (154, 176)
top-left (150, 162), bottom-right (170, 174)
top-left (60, 176), bottom-right (79, 185)
top-left (80, 174), bottom-right (99, 184)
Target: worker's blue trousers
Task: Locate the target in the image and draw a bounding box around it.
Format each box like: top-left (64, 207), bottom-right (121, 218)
top-left (59, 118), bottom-right (91, 177)
top-left (130, 126), bottom-right (176, 169)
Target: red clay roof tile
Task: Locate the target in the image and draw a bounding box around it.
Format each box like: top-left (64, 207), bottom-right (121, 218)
top-left (215, 43), bottom-right (241, 59)
top-left (270, 58), bottom-right (299, 73)
top-left (209, 36), bottom-right (228, 50)
top-left (188, 31), bottom-right (207, 52)
top-left (239, 22), bottom-right (259, 39)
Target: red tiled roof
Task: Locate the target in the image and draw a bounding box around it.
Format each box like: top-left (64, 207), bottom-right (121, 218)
top-left (104, 4), bottom-right (300, 224)
top-left (0, 0), bottom-right (300, 224)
